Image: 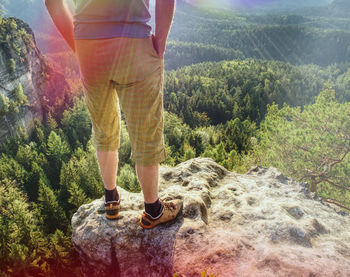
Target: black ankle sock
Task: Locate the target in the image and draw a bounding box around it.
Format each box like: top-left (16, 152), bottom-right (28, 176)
top-left (144, 198), bottom-right (163, 218)
top-left (105, 187), bottom-right (119, 202)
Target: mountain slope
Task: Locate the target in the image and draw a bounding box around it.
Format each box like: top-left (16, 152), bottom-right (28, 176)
top-left (0, 17), bottom-right (70, 143)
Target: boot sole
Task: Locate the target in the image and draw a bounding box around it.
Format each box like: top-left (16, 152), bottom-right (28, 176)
top-left (106, 212), bottom-right (120, 220)
top-left (105, 198), bottom-right (121, 220)
top-left (140, 203), bottom-right (183, 229)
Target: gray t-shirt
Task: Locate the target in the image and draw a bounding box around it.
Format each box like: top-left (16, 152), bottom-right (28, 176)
top-left (73, 0), bottom-right (152, 39)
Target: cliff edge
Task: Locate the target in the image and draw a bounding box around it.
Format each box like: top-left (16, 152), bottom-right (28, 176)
top-left (71, 157), bottom-right (350, 277)
top-left (0, 17), bottom-right (70, 143)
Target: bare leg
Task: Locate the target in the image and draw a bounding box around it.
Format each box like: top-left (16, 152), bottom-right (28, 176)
top-left (96, 150), bottom-right (119, 190)
top-left (136, 164), bottom-right (159, 204)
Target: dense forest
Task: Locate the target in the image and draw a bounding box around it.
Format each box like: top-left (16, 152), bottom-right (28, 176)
top-left (168, 1), bottom-right (350, 67)
top-left (1, 76), bottom-right (348, 277)
top-left (164, 59), bottom-right (350, 129)
top-left (0, 0), bottom-right (349, 276)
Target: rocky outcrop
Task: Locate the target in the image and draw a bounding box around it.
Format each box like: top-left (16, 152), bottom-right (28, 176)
top-left (0, 17), bottom-right (70, 143)
top-left (71, 157), bottom-right (350, 277)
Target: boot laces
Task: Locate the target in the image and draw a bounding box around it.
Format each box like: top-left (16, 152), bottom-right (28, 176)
top-left (159, 198), bottom-right (176, 210)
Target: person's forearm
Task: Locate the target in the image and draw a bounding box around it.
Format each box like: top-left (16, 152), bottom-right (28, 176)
top-left (155, 0), bottom-right (175, 55)
top-left (45, 0), bottom-right (75, 53)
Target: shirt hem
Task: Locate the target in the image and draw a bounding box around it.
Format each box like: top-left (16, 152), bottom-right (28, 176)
top-left (74, 34), bottom-right (152, 40)
top-left (73, 22), bottom-right (152, 40)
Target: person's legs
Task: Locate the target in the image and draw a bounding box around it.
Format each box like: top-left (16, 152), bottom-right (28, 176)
top-left (113, 36), bottom-right (167, 221)
top-left (136, 164), bottom-right (159, 203)
top-left (96, 150), bottom-right (119, 190)
top-left (74, 38), bottom-right (123, 204)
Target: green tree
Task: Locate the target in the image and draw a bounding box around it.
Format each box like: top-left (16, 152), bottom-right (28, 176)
top-left (118, 163), bottom-right (140, 192)
top-left (118, 120), bottom-right (131, 167)
top-left (0, 178), bottom-right (47, 276)
top-left (214, 141), bottom-right (227, 165)
top-left (0, 93), bottom-right (10, 116)
top-left (255, 86), bottom-right (350, 211)
top-left (46, 130), bottom-right (70, 187)
top-left (46, 229), bottom-right (79, 276)
top-left (30, 118), bottom-right (46, 147)
top-left (47, 130), bottom-right (70, 160)
top-left (37, 181), bottom-right (68, 234)
top-left (200, 144), bottom-right (216, 160)
top-left (192, 111), bottom-right (211, 127)
top-left (15, 142), bottom-right (48, 201)
top-left (7, 58), bottom-right (15, 74)
top-left (68, 181), bottom-right (90, 209)
top-left (59, 143), bottom-right (103, 216)
top-left (223, 118), bottom-right (257, 154)
top-left (163, 144), bottom-right (177, 166)
top-left (9, 20), bottom-right (17, 30)
top-left (164, 111), bottom-right (191, 163)
top-left (47, 110), bottom-right (58, 131)
top-left (223, 149), bottom-right (243, 171)
top-left (12, 83), bottom-right (28, 107)
top-left (182, 141), bottom-right (196, 161)
top-left (188, 131), bottom-right (205, 156)
top-left (61, 95), bottom-right (92, 150)
top-left (0, 153), bottom-right (28, 186)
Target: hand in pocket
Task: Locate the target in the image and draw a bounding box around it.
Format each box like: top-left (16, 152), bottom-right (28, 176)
top-left (151, 34), bottom-right (165, 59)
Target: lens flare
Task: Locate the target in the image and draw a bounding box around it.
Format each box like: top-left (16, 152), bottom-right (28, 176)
top-left (182, 0), bottom-right (276, 9)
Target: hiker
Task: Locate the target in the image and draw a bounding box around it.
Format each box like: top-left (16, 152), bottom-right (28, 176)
top-left (45, 0), bottom-right (183, 228)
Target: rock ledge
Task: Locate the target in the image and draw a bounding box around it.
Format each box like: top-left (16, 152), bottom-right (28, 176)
top-left (72, 157), bottom-right (350, 277)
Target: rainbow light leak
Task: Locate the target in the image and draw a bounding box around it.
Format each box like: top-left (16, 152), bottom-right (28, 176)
top-left (182, 0), bottom-right (276, 9)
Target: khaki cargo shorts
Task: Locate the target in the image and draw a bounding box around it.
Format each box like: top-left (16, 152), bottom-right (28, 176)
top-left (74, 35), bottom-right (166, 166)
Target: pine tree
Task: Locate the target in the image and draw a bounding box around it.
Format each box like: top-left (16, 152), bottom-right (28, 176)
top-left (47, 229), bottom-right (73, 274)
top-left (118, 120), bottom-right (131, 167)
top-left (47, 111), bottom-right (58, 131)
top-left (61, 95), bottom-right (92, 150)
top-left (0, 178), bottom-right (47, 276)
top-left (12, 83), bottom-right (28, 107)
top-left (31, 118), bottom-right (46, 147)
top-left (0, 93), bottom-right (10, 116)
top-left (214, 141), bottom-right (227, 165)
top-left (188, 131), bottom-right (204, 156)
top-left (59, 146), bottom-right (103, 209)
top-left (255, 85), bottom-right (350, 211)
top-left (46, 130), bottom-right (70, 188)
top-left (183, 141), bottom-right (196, 161)
top-left (47, 130), bottom-right (70, 161)
top-left (37, 181), bottom-right (68, 234)
top-left (68, 182), bottom-right (89, 209)
top-left (223, 118), bottom-right (257, 154)
top-left (0, 153), bottom-right (28, 186)
top-left (118, 164), bottom-right (140, 192)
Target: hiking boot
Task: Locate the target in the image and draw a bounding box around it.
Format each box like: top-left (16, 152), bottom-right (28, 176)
top-left (104, 192), bottom-right (121, 220)
top-left (140, 198), bottom-right (183, 229)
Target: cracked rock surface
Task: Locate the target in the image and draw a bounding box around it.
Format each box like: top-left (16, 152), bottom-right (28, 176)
top-left (71, 157), bottom-right (350, 277)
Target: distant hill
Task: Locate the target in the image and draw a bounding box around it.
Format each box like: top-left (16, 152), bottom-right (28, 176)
top-left (179, 0), bottom-right (332, 11)
top-left (2, 0), bottom-right (349, 69)
top-left (331, 0), bottom-right (350, 13)
top-left (257, 0), bottom-right (332, 10)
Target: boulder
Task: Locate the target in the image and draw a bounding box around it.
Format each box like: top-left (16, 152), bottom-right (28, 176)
top-left (72, 157), bottom-right (350, 277)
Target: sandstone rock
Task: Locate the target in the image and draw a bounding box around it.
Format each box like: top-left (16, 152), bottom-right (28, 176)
top-left (71, 157), bottom-right (350, 277)
top-left (0, 17), bottom-right (70, 143)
